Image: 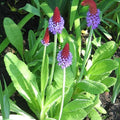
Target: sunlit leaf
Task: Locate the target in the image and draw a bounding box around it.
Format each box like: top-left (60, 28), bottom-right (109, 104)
top-left (63, 99), bottom-right (93, 112)
top-left (77, 80), bottom-right (107, 94)
top-left (4, 52), bottom-right (41, 117)
top-left (61, 108), bottom-right (87, 120)
top-left (87, 59), bottom-right (118, 81)
top-left (101, 77), bottom-right (116, 88)
top-left (88, 108), bottom-right (102, 120)
top-left (92, 41), bottom-right (117, 64)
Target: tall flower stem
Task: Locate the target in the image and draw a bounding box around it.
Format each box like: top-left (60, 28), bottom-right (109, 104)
top-left (58, 68), bottom-right (66, 120)
top-left (49, 34), bottom-right (57, 85)
top-left (40, 46), bottom-right (46, 120)
top-left (79, 27), bottom-right (93, 82)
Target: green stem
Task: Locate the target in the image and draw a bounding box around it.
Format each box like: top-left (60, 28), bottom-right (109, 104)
top-left (58, 68), bottom-right (66, 120)
top-left (79, 27), bottom-right (93, 82)
top-left (40, 46), bottom-right (46, 120)
top-left (49, 34), bottom-right (57, 85)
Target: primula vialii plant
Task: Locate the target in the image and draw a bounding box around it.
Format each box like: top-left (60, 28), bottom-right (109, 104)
top-left (81, 0), bottom-right (100, 29)
top-left (49, 7), bottom-right (65, 85)
top-left (3, 0), bottom-right (120, 120)
top-left (48, 7), bottom-right (64, 34)
top-left (57, 43), bottom-right (72, 120)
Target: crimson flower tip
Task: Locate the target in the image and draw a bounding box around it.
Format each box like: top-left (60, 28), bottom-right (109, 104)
top-left (41, 27), bottom-right (50, 46)
top-left (81, 0), bottom-right (97, 14)
top-left (48, 7), bottom-right (64, 35)
top-left (53, 7), bottom-right (61, 23)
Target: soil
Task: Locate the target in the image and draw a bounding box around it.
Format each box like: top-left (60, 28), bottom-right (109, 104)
top-left (100, 91), bottom-right (120, 120)
top-left (0, 1), bottom-right (120, 120)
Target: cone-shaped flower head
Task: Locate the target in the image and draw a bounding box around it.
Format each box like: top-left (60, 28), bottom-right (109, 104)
top-left (81, 0), bottom-right (100, 29)
top-left (41, 28), bottom-right (50, 46)
top-left (48, 7), bottom-right (64, 34)
top-left (57, 43), bottom-right (72, 69)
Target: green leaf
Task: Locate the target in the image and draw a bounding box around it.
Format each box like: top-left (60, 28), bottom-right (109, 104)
top-left (104, 18), bottom-right (120, 28)
top-left (92, 41), bottom-right (117, 64)
top-left (74, 18), bottom-right (81, 54)
top-left (95, 106), bottom-right (107, 114)
top-left (45, 118), bottom-right (56, 120)
top-left (4, 52), bottom-right (41, 117)
top-left (87, 59), bottom-right (118, 81)
top-left (98, 25), bottom-right (112, 40)
top-left (92, 37), bottom-right (101, 47)
top-left (0, 81), bottom-right (10, 119)
top-left (10, 100), bottom-right (34, 118)
top-left (44, 88), bottom-right (68, 113)
top-left (4, 82), bottom-right (15, 98)
top-left (70, 0), bottom-right (79, 30)
top-left (3, 114), bottom-right (35, 120)
top-left (0, 82), bottom-right (3, 104)
top-left (112, 58), bottom-right (120, 103)
top-left (20, 3), bottom-right (40, 16)
top-left (0, 13), bottom-right (34, 54)
top-left (114, 0), bottom-right (120, 2)
top-left (101, 77), bottom-right (116, 88)
top-left (28, 30), bottom-right (36, 50)
top-left (77, 80), bottom-right (107, 94)
top-left (41, 54), bottom-right (49, 92)
top-left (63, 99), bottom-right (93, 112)
top-left (54, 65), bottom-right (74, 88)
top-left (3, 18), bottom-right (23, 58)
top-left (33, 42), bottom-right (54, 60)
top-left (0, 38), bottom-right (9, 54)
top-left (40, 2), bottom-right (53, 18)
top-left (84, 95), bottom-right (100, 113)
top-left (61, 108), bottom-right (87, 120)
top-left (76, 6), bottom-right (88, 19)
top-left (46, 85), bottom-right (56, 101)
top-left (88, 108), bottom-right (102, 120)
top-left (33, 0), bottom-right (40, 10)
top-left (64, 87), bottom-right (73, 106)
top-left (98, 0), bottom-right (115, 14)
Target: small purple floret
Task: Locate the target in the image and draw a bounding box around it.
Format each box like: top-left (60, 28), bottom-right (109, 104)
top-left (86, 9), bottom-right (100, 29)
top-left (48, 16), bottom-right (64, 35)
top-left (57, 50), bottom-right (72, 69)
top-left (41, 40), bottom-right (50, 46)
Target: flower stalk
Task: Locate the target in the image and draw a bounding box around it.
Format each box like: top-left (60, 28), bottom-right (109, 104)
top-left (58, 68), bottom-right (66, 120)
top-left (40, 46), bottom-right (46, 120)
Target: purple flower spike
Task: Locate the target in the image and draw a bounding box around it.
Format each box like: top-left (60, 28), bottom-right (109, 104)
top-left (48, 7), bottom-right (64, 34)
top-left (81, 0), bottom-right (100, 29)
top-left (86, 9), bottom-right (100, 29)
top-left (57, 43), bottom-right (72, 69)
